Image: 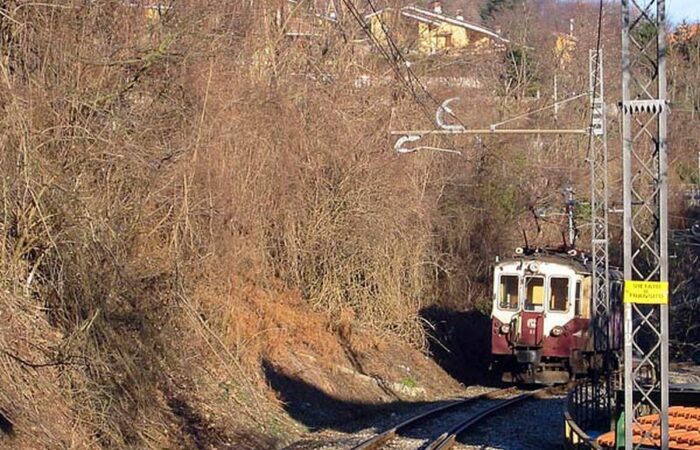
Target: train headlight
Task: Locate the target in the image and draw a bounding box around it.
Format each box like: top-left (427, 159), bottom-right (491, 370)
top-left (551, 326), bottom-right (565, 337)
top-left (499, 324), bottom-right (511, 334)
top-left (528, 262), bottom-right (540, 272)
top-left (692, 222), bottom-right (700, 237)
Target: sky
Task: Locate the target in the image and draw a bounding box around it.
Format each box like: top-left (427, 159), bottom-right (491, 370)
top-left (665, 0), bottom-right (700, 23)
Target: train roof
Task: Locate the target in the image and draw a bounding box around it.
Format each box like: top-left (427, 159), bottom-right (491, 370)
top-left (497, 253), bottom-right (590, 274)
top-left (496, 250), bottom-right (623, 279)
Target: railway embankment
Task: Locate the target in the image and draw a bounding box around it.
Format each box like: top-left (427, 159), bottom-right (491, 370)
top-left (263, 322), bottom-right (473, 447)
top-left (284, 386), bottom-right (568, 450)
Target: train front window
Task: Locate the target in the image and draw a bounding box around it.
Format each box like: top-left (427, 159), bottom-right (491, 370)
top-left (498, 275), bottom-right (519, 310)
top-left (523, 276), bottom-right (545, 311)
top-left (549, 277), bottom-right (570, 312)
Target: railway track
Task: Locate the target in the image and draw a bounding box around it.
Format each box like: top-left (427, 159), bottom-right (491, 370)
top-left (351, 387), bottom-right (548, 450)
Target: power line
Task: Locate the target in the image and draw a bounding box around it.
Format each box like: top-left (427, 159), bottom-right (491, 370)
top-left (594, 0), bottom-right (604, 57)
top-left (364, 1), bottom-right (411, 86)
top-left (364, 1), bottom-right (430, 95)
top-left (340, 1), bottom-right (411, 86)
top-left (338, 0), bottom-right (437, 124)
top-left (364, 0), bottom-right (469, 129)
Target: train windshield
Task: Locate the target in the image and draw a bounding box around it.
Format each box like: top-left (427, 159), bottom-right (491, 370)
top-left (549, 277), bottom-right (570, 312)
top-left (498, 275), bottom-right (519, 310)
top-left (523, 276), bottom-right (545, 311)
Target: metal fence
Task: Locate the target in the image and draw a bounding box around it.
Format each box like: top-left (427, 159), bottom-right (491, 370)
top-left (685, 185), bottom-right (700, 209)
top-left (564, 411), bottom-right (603, 450)
top-left (564, 377), bottom-right (615, 450)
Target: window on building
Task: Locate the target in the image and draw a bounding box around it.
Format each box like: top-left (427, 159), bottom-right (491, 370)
top-left (498, 275), bottom-right (519, 310)
top-left (523, 276), bottom-right (545, 311)
top-left (549, 277), bottom-right (570, 312)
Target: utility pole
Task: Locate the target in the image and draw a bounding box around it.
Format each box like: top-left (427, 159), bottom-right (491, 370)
top-left (588, 49), bottom-right (611, 357)
top-left (564, 185), bottom-right (576, 247)
top-left (554, 75), bottom-right (559, 121)
top-left (621, 1), bottom-right (670, 449)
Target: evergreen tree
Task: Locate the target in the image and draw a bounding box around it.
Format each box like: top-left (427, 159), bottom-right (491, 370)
top-left (480, 0), bottom-right (516, 21)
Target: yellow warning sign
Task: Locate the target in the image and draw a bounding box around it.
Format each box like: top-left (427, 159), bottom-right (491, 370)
top-left (624, 280), bottom-right (669, 304)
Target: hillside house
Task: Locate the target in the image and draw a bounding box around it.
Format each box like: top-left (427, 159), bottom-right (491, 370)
top-left (366, 1), bottom-right (507, 55)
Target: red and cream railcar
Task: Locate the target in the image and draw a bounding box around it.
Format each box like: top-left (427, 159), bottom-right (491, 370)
top-left (490, 249), bottom-right (622, 384)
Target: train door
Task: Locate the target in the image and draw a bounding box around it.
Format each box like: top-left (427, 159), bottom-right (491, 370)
top-left (519, 275), bottom-right (545, 347)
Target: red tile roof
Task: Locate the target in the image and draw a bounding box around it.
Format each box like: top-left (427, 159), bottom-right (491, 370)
top-left (670, 24), bottom-right (700, 44)
top-left (597, 407), bottom-right (700, 449)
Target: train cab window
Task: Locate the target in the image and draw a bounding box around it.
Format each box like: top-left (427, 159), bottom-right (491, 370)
top-left (523, 276), bottom-right (545, 311)
top-left (549, 277), bottom-right (570, 312)
top-left (574, 281), bottom-right (582, 316)
top-left (498, 275), bottom-right (519, 310)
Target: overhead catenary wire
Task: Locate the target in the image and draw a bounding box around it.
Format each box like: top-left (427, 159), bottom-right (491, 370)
top-left (490, 93), bottom-right (589, 129)
top-left (405, 22), bottom-right (590, 133)
top-left (348, 1), bottom-right (594, 141)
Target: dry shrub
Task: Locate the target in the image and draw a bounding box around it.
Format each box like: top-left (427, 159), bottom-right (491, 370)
top-left (182, 17), bottom-right (443, 344)
top-left (8, 0), bottom-right (690, 447)
top-left (197, 276), bottom-right (346, 365)
top-left (0, 0), bottom-right (447, 447)
top-left (0, 1), bottom-right (287, 448)
top-left (0, 291), bottom-right (93, 448)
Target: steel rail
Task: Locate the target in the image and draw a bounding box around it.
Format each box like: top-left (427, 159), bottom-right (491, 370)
top-left (350, 388), bottom-right (517, 450)
top-left (427, 389), bottom-right (545, 450)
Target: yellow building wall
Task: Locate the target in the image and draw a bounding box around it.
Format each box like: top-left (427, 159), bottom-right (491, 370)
top-left (417, 23), bottom-right (432, 53)
top-left (555, 35), bottom-right (577, 68)
top-left (417, 22), bottom-right (475, 54)
top-left (369, 15), bottom-right (390, 47)
top-left (371, 12), bottom-right (492, 55)
top-left (448, 24), bottom-right (469, 48)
